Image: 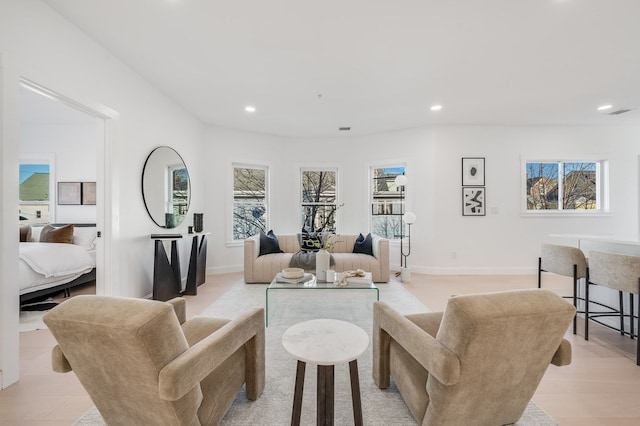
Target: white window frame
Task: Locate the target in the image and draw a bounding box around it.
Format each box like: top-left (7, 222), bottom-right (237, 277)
top-left (369, 163), bottom-right (407, 240)
top-left (299, 166), bottom-right (339, 232)
top-left (521, 157), bottom-right (609, 216)
top-left (19, 153), bottom-right (56, 224)
top-left (231, 163), bottom-right (269, 241)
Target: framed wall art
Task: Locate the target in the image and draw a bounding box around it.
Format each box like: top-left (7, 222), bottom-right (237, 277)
top-left (57, 182), bottom-right (82, 205)
top-left (82, 182), bottom-right (96, 205)
top-left (461, 157), bottom-right (485, 186)
top-left (462, 186), bottom-right (486, 216)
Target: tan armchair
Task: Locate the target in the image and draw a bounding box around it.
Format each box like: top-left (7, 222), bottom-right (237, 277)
top-left (373, 289), bottom-right (575, 426)
top-left (43, 295), bottom-right (265, 426)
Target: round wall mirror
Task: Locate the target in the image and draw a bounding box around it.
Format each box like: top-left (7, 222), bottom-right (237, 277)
top-left (142, 146), bottom-right (191, 228)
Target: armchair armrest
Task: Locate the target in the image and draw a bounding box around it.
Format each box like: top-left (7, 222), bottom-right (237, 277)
top-left (165, 297), bottom-right (187, 324)
top-left (158, 307), bottom-right (265, 401)
top-left (373, 302), bottom-right (460, 388)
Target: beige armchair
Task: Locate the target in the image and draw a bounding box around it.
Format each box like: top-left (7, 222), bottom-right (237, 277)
top-left (44, 295), bottom-right (265, 426)
top-left (373, 289), bottom-right (575, 426)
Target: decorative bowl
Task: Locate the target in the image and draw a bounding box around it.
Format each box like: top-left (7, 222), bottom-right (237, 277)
top-left (282, 267), bottom-right (304, 279)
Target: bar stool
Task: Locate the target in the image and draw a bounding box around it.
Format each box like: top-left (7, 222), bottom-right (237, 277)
top-left (538, 244), bottom-right (588, 334)
top-left (585, 251), bottom-right (640, 365)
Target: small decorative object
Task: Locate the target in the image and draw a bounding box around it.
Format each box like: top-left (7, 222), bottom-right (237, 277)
top-left (462, 187), bottom-right (486, 216)
top-left (462, 157), bottom-right (485, 186)
top-left (335, 269), bottom-right (367, 287)
top-left (165, 213), bottom-right (175, 228)
top-left (326, 269), bottom-right (335, 282)
top-left (316, 249), bottom-right (330, 281)
top-left (188, 226), bottom-right (193, 234)
top-left (193, 213), bottom-right (204, 232)
top-left (282, 267), bottom-right (304, 279)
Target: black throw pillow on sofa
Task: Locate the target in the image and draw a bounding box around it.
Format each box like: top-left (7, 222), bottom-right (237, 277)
top-left (259, 230), bottom-right (283, 256)
top-left (353, 233), bottom-right (374, 256)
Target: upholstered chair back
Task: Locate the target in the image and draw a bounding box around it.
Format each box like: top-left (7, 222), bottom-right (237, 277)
top-left (588, 251), bottom-right (640, 294)
top-left (44, 296), bottom-right (202, 426)
top-left (423, 290), bottom-right (575, 425)
top-left (540, 243), bottom-right (588, 279)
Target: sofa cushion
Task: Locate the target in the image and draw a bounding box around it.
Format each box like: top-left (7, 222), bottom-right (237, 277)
top-left (259, 230), bottom-right (283, 256)
top-left (353, 233), bottom-right (374, 256)
top-left (40, 224), bottom-right (74, 244)
top-left (20, 224), bottom-right (32, 242)
top-left (299, 229), bottom-right (321, 252)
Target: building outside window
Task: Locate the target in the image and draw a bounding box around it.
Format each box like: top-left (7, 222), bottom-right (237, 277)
top-left (371, 165), bottom-right (406, 239)
top-left (301, 169), bottom-right (337, 232)
top-left (525, 161), bottom-right (603, 212)
top-left (19, 163), bottom-right (51, 224)
top-left (233, 165), bottom-right (268, 240)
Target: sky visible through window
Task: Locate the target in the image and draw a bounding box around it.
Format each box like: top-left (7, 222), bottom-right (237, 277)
top-left (20, 164), bottom-right (49, 183)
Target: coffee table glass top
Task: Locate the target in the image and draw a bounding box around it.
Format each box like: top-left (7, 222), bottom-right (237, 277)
top-left (265, 274), bottom-right (379, 326)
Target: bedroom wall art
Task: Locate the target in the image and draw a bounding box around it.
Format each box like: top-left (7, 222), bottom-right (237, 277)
top-left (57, 182), bottom-right (97, 205)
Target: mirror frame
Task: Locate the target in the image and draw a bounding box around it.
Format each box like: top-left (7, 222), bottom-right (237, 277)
top-left (141, 146), bottom-right (191, 229)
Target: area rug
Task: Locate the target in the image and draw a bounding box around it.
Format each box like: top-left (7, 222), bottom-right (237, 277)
top-left (74, 281), bottom-right (558, 425)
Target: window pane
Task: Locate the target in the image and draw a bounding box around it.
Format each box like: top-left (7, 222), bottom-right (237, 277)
top-left (525, 162), bottom-right (558, 210)
top-left (563, 162), bottom-right (597, 210)
top-left (371, 166), bottom-right (405, 239)
top-left (301, 170), bottom-right (337, 232)
top-left (19, 164), bottom-right (51, 224)
top-left (233, 166), bottom-right (267, 240)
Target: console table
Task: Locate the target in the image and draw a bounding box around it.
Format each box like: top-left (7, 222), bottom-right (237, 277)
top-left (150, 232), bottom-right (209, 301)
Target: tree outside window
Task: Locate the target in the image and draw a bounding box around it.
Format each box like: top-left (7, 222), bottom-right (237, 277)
top-left (233, 166), bottom-right (267, 240)
top-left (371, 166), bottom-right (405, 239)
top-left (19, 163), bottom-right (51, 223)
top-left (526, 161), bottom-right (598, 211)
top-left (301, 169), bottom-right (337, 232)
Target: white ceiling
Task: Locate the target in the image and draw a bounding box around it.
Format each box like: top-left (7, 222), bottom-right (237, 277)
top-left (39, 0), bottom-right (640, 137)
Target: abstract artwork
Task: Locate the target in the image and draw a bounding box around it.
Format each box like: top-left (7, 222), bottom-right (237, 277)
top-left (462, 187), bottom-right (486, 216)
top-left (462, 157), bottom-right (485, 186)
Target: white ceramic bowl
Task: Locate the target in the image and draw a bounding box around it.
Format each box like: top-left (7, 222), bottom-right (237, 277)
top-left (282, 267), bottom-right (304, 279)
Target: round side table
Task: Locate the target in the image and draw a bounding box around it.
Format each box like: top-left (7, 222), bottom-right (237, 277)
top-left (282, 318), bottom-right (369, 426)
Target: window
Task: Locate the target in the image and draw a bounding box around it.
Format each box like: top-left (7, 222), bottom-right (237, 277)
top-left (301, 169), bottom-right (337, 232)
top-left (19, 162), bottom-right (52, 224)
top-left (233, 165), bottom-right (268, 240)
top-left (370, 165), bottom-right (405, 239)
top-left (525, 161), bottom-right (603, 212)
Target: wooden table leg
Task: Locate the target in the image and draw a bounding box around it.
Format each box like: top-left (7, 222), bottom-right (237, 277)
top-left (349, 360), bottom-right (364, 426)
top-left (317, 365), bottom-right (334, 425)
top-left (291, 360), bottom-right (305, 426)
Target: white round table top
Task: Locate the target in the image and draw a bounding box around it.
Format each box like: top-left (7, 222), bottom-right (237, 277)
top-left (282, 319), bottom-right (369, 365)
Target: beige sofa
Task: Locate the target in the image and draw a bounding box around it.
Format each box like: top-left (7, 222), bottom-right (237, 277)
top-left (244, 234), bottom-right (390, 283)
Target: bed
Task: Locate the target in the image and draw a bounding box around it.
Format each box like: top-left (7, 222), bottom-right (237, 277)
top-left (19, 223), bottom-right (97, 304)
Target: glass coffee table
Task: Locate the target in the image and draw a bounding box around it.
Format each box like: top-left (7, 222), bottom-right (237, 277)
top-left (265, 274), bottom-right (379, 326)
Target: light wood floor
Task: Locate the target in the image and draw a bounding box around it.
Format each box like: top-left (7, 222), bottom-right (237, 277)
top-left (2, 272), bottom-right (640, 425)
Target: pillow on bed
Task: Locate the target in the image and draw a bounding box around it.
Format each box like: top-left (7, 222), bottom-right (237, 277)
top-left (19, 224), bottom-right (32, 242)
top-left (40, 224), bottom-right (74, 244)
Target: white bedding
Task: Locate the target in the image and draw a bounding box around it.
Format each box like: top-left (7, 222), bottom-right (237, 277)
top-left (19, 242), bottom-right (95, 295)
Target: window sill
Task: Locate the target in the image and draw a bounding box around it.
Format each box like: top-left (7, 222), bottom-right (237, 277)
top-left (521, 211), bottom-right (613, 218)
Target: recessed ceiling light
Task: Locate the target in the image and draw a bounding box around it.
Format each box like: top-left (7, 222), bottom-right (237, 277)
top-left (430, 105), bottom-right (443, 111)
top-left (244, 106), bottom-right (256, 113)
top-left (597, 104), bottom-right (613, 111)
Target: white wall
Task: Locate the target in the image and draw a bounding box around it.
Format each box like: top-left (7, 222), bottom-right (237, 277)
top-left (204, 125), bottom-right (640, 275)
top-left (21, 123), bottom-right (97, 223)
top-left (0, 0), bottom-right (204, 387)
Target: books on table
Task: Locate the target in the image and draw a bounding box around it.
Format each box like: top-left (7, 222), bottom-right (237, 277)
top-left (275, 272), bottom-right (315, 284)
top-left (344, 272), bottom-right (373, 285)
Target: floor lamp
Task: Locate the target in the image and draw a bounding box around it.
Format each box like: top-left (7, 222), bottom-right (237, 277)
top-left (401, 211), bottom-right (416, 282)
